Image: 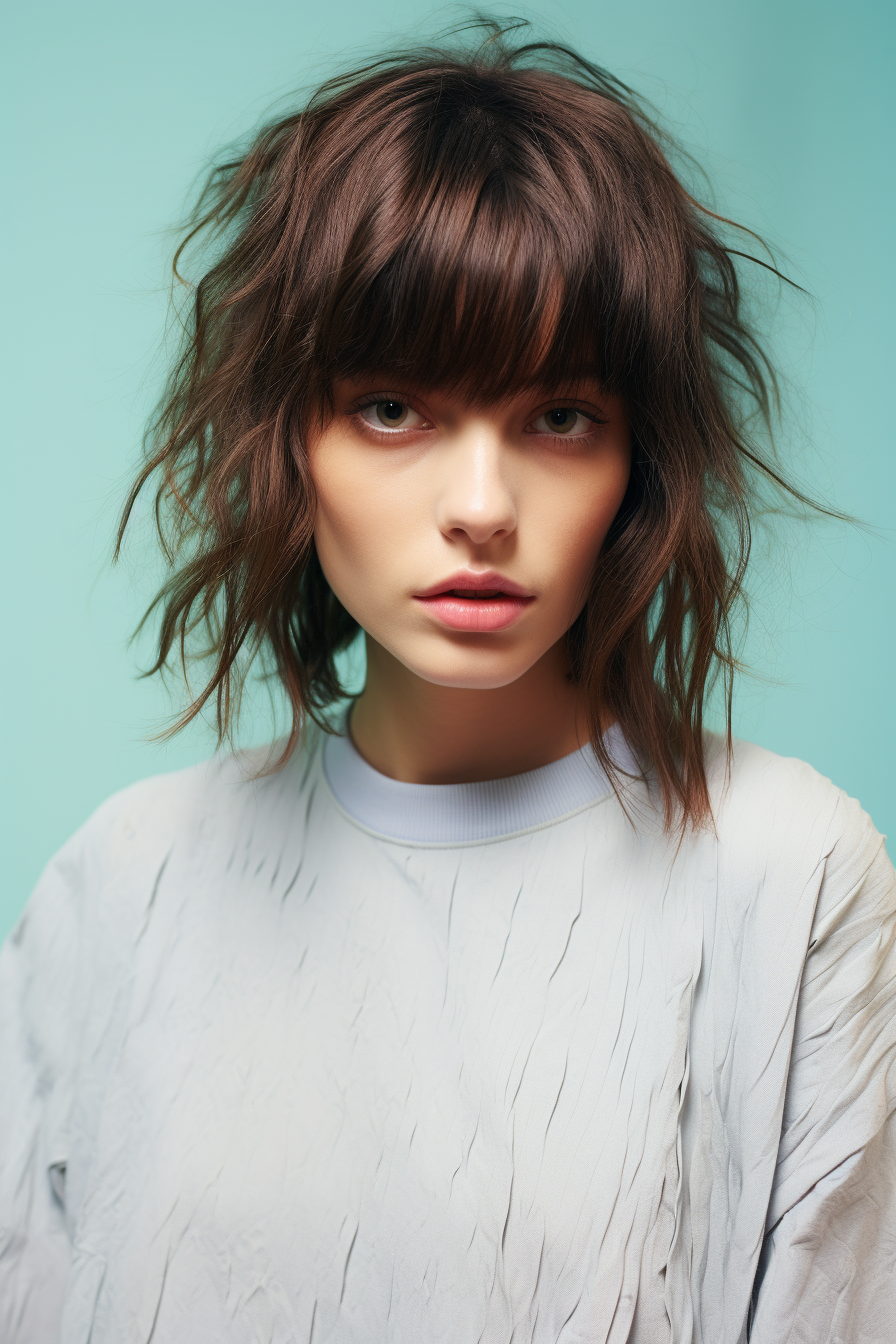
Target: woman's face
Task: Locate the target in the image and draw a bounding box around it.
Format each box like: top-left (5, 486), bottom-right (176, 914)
top-left (307, 378), bottom-right (632, 690)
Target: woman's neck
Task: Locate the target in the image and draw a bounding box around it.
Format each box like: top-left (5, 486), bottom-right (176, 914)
top-left (347, 634), bottom-right (594, 785)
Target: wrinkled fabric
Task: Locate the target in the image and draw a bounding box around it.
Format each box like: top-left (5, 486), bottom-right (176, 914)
top-left (0, 724), bottom-right (894, 1343)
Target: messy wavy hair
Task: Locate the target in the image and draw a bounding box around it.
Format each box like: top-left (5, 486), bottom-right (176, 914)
top-left (118, 16), bottom-right (820, 828)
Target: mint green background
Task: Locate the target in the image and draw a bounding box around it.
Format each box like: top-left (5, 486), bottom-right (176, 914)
top-left (2, 1), bottom-right (894, 938)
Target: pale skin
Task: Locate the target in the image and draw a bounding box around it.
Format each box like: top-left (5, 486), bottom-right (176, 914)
top-left (307, 377), bottom-right (632, 784)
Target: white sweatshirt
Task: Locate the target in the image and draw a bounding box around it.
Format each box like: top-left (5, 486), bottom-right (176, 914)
top-left (1, 715), bottom-right (894, 1343)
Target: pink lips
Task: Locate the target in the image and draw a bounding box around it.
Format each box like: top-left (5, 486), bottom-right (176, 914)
top-left (413, 571), bottom-right (535, 632)
top-left (416, 594), bottom-right (533, 631)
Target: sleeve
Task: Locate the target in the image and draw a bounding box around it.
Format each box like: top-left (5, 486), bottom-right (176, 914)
top-left (749, 792), bottom-right (896, 1343)
top-left (0, 839), bottom-right (86, 1341)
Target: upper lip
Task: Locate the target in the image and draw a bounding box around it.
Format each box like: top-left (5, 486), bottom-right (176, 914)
top-left (414, 570), bottom-right (534, 599)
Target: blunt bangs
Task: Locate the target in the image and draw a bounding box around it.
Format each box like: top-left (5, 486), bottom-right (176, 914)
top-left (325, 203), bottom-right (596, 406)
top-left (318, 159), bottom-right (606, 403)
top-left (304, 66), bottom-right (668, 409)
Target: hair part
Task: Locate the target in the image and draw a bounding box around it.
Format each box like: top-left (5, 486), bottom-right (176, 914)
top-left (118, 16), bottom-right (833, 830)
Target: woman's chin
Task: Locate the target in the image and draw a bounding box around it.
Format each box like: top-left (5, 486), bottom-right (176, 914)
top-left (390, 637), bottom-right (549, 692)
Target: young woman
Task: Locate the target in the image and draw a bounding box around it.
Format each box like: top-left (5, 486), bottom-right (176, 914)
top-left (1, 22), bottom-right (893, 1344)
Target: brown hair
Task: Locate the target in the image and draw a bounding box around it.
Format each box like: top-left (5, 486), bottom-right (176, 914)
top-left (118, 18), bottom-right (821, 828)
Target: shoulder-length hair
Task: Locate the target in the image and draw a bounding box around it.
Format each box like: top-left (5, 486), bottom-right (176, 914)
top-left (118, 19), bottom-right (818, 829)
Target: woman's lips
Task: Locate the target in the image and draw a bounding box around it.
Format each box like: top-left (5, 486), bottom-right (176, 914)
top-left (413, 592), bottom-right (535, 632)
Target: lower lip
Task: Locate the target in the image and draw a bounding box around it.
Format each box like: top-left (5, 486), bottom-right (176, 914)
top-left (414, 594), bottom-right (534, 632)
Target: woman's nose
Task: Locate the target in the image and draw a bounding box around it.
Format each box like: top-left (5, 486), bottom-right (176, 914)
top-left (434, 429), bottom-right (518, 546)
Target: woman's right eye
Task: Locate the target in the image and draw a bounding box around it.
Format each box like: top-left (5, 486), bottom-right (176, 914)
top-left (357, 400), bottom-right (428, 432)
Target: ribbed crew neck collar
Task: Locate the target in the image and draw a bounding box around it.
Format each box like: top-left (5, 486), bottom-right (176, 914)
top-left (322, 711), bottom-right (633, 844)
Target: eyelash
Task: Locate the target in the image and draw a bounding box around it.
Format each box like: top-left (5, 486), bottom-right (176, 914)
top-left (350, 396), bottom-right (608, 440)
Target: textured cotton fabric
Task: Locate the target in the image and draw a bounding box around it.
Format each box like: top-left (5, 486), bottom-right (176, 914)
top-left (1, 719), bottom-right (894, 1343)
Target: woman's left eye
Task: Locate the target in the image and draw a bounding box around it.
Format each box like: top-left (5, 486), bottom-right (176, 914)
top-left (357, 400), bottom-right (428, 432)
top-left (529, 408), bottom-right (597, 437)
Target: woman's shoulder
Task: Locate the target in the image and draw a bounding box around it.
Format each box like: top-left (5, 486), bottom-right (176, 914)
top-left (3, 728), bottom-right (328, 1078)
top-left (700, 732), bottom-right (892, 913)
top-left (709, 731), bottom-right (845, 806)
top-left (36, 724), bottom-right (326, 905)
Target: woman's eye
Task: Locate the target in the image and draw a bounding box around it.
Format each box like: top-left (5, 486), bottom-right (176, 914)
top-left (358, 400), bottom-right (427, 431)
top-left (529, 408), bottom-right (595, 437)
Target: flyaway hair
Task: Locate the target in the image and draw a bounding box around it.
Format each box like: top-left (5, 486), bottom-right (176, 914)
top-left (118, 16), bottom-right (830, 829)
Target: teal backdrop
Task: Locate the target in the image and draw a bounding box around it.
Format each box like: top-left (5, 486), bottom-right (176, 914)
top-left (2, 0), bottom-right (894, 938)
